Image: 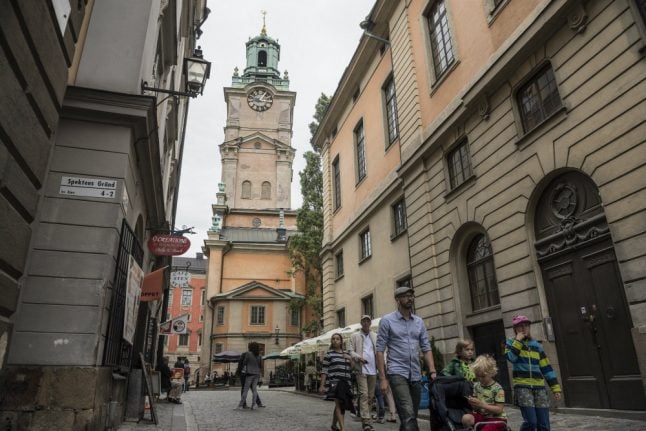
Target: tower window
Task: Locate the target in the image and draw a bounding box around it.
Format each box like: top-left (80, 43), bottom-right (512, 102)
top-left (258, 50), bottom-right (267, 67)
top-left (241, 181), bottom-right (251, 199)
top-left (261, 181), bottom-right (271, 199)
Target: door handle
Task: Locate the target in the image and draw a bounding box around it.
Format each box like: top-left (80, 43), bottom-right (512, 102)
top-left (605, 306), bottom-right (616, 319)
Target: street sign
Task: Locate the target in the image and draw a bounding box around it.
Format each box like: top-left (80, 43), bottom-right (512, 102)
top-left (147, 234), bottom-right (190, 256)
top-left (170, 271), bottom-right (190, 287)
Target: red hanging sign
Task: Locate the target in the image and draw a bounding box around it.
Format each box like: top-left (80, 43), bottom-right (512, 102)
top-left (147, 234), bottom-right (191, 256)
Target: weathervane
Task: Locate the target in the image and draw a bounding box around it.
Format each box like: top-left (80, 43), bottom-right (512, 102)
top-left (261, 10), bottom-right (267, 36)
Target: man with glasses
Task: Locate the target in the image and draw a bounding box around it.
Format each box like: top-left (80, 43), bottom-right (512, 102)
top-left (376, 286), bottom-right (437, 431)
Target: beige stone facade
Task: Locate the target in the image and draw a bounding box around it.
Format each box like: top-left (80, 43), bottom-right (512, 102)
top-left (317, 0), bottom-right (646, 410)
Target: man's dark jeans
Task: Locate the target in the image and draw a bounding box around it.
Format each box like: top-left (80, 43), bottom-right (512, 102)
top-left (389, 374), bottom-right (421, 431)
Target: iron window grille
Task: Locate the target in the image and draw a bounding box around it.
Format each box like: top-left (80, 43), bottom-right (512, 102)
top-left (103, 219), bottom-right (144, 369)
top-left (428, 0), bottom-right (455, 78)
top-left (517, 65), bottom-right (562, 133)
top-left (466, 234), bottom-right (500, 311)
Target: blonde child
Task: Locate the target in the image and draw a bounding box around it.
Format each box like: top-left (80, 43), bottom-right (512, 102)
top-left (462, 355), bottom-right (507, 431)
top-left (440, 339), bottom-right (476, 382)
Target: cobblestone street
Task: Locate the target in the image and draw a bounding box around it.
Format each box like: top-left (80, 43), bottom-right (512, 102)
top-left (119, 387), bottom-right (646, 431)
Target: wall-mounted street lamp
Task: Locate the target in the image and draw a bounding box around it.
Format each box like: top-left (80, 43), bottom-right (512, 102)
top-left (274, 325), bottom-right (280, 345)
top-left (141, 47), bottom-right (211, 98)
top-left (359, 17), bottom-right (390, 45)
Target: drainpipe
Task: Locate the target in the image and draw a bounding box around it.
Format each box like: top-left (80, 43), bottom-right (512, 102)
top-left (208, 241), bottom-right (232, 370)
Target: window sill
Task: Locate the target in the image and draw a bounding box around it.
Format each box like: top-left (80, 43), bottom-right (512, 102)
top-left (358, 254), bottom-right (372, 265)
top-left (487, 0), bottom-right (510, 27)
top-left (515, 105), bottom-right (568, 149)
top-left (333, 205), bottom-right (342, 215)
top-left (390, 229), bottom-right (407, 242)
top-left (465, 303), bottom-right (501, 318)
top-left (355, 175), bottom-right (367, 189)
top-left (443, 174), bottom-right (476, 202)
top-left (430, 60), bottom-right (460, 97)
top-left (334, 274), bottom-right (345, 282)
top-left (385, 137), bottom-right (399, 153)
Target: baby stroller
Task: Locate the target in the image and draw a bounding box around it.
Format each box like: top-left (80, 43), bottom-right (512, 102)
top-left (429, 376), bottom-right (473, 431)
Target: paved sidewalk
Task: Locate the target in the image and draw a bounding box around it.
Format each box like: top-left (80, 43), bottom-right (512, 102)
top-left (117, 387), bottom-right (646, 431)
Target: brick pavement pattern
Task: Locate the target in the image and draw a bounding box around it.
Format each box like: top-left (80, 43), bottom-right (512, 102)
top-left (119, 388), bottom-right (646, 431)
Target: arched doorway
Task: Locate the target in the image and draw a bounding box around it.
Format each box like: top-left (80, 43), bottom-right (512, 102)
top-left (533, 171), bottom-right (645, 409)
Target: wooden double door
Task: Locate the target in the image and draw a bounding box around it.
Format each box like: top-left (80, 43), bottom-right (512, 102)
top-left (535, 172), bottom-right (645, 409)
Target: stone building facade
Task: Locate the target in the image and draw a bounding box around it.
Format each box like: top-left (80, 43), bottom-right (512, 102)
top-left (201, 25), bottom-right (308, 381)
top-left (316, 0), bottom-right (646, 410)
top-left (0, 0), bottom-right (210, 429)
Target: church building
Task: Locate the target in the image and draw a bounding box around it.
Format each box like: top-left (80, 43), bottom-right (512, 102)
top-left (200, 22), bottom-right (307, 379)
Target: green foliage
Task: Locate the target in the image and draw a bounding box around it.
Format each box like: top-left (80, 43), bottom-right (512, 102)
top-left (308, 93), bottom-right (330, 151)
top-left (289, 94), bottom-right (329, 335)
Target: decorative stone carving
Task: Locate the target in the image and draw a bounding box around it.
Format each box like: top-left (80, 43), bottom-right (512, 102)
top-left (549, 183), bottom-right (577, 219)
top-left (478, 96), bottom-right (490, 121)
top-left (568, 3), bottom-right (588, 34)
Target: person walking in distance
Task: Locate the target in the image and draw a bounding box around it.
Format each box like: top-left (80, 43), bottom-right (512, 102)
top-left (376, 286), bottom-right (437, 431)
top-left (505, 315), bottom-right (562, 431)
top-left (183, 358), bottom-right (191, 392)
top-left (349, 315), bottom-right (378, 431)
top-left (237, 342), bottom-right (264, 410)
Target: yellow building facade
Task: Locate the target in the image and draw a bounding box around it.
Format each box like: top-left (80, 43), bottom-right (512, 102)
top-left (317, 0), bottom-right (646, 410)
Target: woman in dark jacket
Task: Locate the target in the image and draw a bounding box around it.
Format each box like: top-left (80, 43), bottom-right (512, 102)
top-left (237, 342), bottom-right (263, 410)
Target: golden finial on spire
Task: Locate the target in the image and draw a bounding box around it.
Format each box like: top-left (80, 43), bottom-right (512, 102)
top-left (260, 10), bottom-right (267, 36)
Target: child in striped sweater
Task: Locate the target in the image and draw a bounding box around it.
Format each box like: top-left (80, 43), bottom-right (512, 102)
top-left (505, 315), bottom-right (562, 431)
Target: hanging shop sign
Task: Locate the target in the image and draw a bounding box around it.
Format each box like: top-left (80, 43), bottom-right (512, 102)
top-left (147, 234), bottom-right (190, 256)
top-left (170, 271), bottom-right (190, 288)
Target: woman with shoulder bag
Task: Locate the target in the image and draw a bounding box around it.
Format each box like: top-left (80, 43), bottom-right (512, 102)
top-left (320, 333), bottom-right (355, 431)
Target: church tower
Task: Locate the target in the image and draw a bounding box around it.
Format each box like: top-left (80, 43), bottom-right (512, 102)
top-left (220, 19), bottom-right (296, 210)
top-left (201, 19), bottom-right (309, 378)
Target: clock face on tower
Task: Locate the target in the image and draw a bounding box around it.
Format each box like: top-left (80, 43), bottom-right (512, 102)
top-left (247, 88), bottom-right (273, 112)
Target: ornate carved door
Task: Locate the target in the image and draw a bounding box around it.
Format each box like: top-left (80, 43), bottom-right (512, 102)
top-left (534, 172), bottom-right (645, 409)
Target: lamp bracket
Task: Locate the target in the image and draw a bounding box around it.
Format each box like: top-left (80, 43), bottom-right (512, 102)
top-left (141, 81), bottom-right (198, 98)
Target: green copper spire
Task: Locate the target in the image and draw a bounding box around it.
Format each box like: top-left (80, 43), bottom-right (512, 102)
top-left (231, 11), bottom-right (289, 90)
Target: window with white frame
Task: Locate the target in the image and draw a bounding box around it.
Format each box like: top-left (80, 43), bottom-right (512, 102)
top-left (181, 289), bottom-right (192, 306)
top-left (384, 76), bottom-right (399, 145)
top-left (359, 228), bottom-right (372, 261)
top-left (427, 0), bottom-right (455, 79)
top-left (355, 121), bottom-right (367, 182)
top-left (250, 305), bottom-right (266, 325)
top-left (216, 305), bottom-right (224, 325)
top-left (215, 343), bottom-right (223, 354)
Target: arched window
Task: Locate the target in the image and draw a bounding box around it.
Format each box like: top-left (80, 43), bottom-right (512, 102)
top-left (261, 181), bottom-right (271, 200)
top-left (466, 234), bottom-right (500, 311)
top-left (258, 50), bottom-right (267, 67)
top-left (241, 181), bottom-right (251, 199)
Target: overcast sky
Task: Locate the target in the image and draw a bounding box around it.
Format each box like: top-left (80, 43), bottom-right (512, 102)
top-left (176, 1), bottom-right (374, 256)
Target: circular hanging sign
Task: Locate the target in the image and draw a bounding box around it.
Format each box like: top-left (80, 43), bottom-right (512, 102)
top-left (148, 234), bottom-right (190, 256)
top-left (170, 271), bottom-right (190, 287)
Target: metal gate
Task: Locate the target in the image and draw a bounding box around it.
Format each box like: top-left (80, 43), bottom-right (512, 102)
top-left (103, 219), bottom-right (144, 369)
